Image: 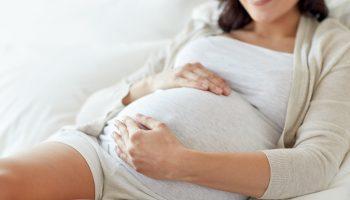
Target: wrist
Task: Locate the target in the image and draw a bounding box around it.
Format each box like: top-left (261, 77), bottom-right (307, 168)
top-left (172, 148), bottom-right (199, 182)
top-left (144, 75), bottom-right (156, 94)
top-left (122, 76), bottom-right (155, 106)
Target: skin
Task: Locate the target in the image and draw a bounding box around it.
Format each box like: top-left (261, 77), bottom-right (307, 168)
top-left (116, 0), bottom-right (301, 198)
top-left (0, 0), bottom-right (300, 199)
top-left (0, 143), bottom-right (95, 199)
top-left (229, 0), bottom-right (300, 53)
top-left (122, 62), bottom-right (231, 105)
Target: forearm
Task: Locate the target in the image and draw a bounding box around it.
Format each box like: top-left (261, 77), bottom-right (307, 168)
top-left (175, 149), bottom-right (270, 198)
top-left (122, 76), bottom-right (154, 106)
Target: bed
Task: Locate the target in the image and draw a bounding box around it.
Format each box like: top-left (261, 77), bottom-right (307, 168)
top-left (0, 0), bottom-right (349, 199)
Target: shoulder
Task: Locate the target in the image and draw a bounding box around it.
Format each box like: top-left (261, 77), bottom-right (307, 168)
top-left (313, 18), bottom-right (350, 41)
top-left (312, 18), bottom-right (350, 49)
top-left (310, 18), bottom-right (350, 70)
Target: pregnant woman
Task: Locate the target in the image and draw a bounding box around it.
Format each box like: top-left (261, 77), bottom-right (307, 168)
top-left (1, 0), bottom-right (350, 199)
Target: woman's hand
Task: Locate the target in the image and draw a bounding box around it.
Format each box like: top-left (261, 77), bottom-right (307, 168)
top-left (152, 63), bottom-right (231, 96)
top-left (114, 114), bottom-right (187, 180)
top-left (114, 114), bottom-right (270, 198)
top-left (122, 63), bottom-right (231, 105)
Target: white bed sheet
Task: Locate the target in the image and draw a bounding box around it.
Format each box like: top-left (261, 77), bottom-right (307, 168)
top-left (0, 0), bottom-right (349, 199)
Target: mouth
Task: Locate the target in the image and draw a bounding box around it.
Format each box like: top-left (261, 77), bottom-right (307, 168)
top-left (248, 0), bottom-right (272, 6)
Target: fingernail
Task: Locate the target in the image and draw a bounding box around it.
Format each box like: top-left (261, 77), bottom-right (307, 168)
top-left (217, 88), bottom-right (223, 94)
top-left (225, 88), bottom-right (231, 95)
top-left (115, 146), bottom-right (120, 154)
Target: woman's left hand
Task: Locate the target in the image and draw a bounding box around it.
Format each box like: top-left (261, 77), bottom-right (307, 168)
top-left (114, 114), bottom-right (187, 180)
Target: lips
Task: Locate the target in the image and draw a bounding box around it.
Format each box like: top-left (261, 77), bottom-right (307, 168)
top-left (248, 0), bottom-right (272, 6)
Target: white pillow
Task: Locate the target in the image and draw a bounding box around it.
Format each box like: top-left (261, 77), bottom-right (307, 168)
top-left (0, 0), bottom-right (208, 157)
top-left (327, 0), bottom-right (350, 28)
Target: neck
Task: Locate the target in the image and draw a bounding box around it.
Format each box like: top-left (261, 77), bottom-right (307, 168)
top-left (249, 7), bottom-right (301, 39)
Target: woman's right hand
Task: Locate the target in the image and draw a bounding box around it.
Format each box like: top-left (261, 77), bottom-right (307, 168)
top-left (122, 63), bottom-right (231, 105)
top-left (151, 63), bottom-right (231, 96)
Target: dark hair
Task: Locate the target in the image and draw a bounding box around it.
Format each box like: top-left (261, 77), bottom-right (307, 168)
top-left (218, 0), bottom-right (329, 32)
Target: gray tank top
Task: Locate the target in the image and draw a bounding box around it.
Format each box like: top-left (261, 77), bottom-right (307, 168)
top-left (99, 36), bottom-right (293, 200)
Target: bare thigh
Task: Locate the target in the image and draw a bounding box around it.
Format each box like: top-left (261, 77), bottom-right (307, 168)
top-left (0, 142), bottom-right (95, 200)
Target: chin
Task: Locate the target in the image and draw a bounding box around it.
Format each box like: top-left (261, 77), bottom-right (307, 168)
top-left (241, 0), bottom-right (299, 24)
top-left (250, 13), bottom-right (279, 23)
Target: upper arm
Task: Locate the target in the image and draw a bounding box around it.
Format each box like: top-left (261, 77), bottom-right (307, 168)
top-left (261, 23), bottom-right (350, 199)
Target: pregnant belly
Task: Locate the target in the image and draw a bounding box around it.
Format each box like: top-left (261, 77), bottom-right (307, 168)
top-left (111, 88), bottom-right (280, 152)
top-left (100, 88), bottom-right (280, 200)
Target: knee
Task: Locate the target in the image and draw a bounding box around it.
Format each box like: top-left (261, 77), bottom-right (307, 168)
top-left (0, 164), bottom-right (23, 200)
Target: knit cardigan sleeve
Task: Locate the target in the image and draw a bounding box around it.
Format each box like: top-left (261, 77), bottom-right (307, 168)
top-left (260, 20), bottom-right (350, 199)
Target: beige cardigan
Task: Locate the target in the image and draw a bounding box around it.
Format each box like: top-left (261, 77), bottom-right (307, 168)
top-left (71, 2), bottom-right (350, 199)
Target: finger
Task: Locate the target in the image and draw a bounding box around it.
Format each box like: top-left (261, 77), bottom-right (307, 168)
top-left (208, 76), bottom-right (231, 95)
top-left (117, 150), bottom-right (132, 166)
top-left (115, 120), bottom-right (129, 143)
top-left (115, 146), bottom-right (122, 158)
top-left (193, 68), bottom-right (231, 95)
top-left (115, 146), bottom-right (136, 167)
top-left (115, 146), bottom-right (126, 158)
top-left (123, 116), bottom-right (141, 135)
top-left (180, 70), bottom-right (197, 80)
top-left (207, 75), bottom-right (230, 95)
top-left (207, 82), bottom-right (224, 95)
top-left (178, 76), bottom-right (223, 96)
top-left (115, 146), bottom-right (124, 159)
top-left (199, 69), bottom-right (226, 88)
top-left (180, 70), bottom-right (207, 84)
top-left (177, 64), bottom-right (228, 95)
top-left (192, 68), bottom-right (225, 95)
top-left (114, 132), bottom-right (127, 152)
top-left (115, 146), bottom-right (122, 155)
top-left (176, 77), bottom-right (208, 91)
top-left (178, 71), bottom-right (209, 88)
top-left (135, 114), bottom-right (165, 130)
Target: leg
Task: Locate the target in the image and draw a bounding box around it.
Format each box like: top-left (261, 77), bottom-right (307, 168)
top-left (0, 142), bottom-right (95, 200)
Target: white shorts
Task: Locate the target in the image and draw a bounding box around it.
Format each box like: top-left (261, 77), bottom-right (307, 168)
top-left (46, 129), bottom-right (167, 200)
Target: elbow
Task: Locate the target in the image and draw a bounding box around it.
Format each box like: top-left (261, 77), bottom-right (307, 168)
top-left (308, 147), bottom-right (340, 191)
top-left (315, 156), bottom-right (339, 191)
top-left (260, 148), bottom-right (341, 200)
top-left (293, 148), bottom-right (340, 197)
